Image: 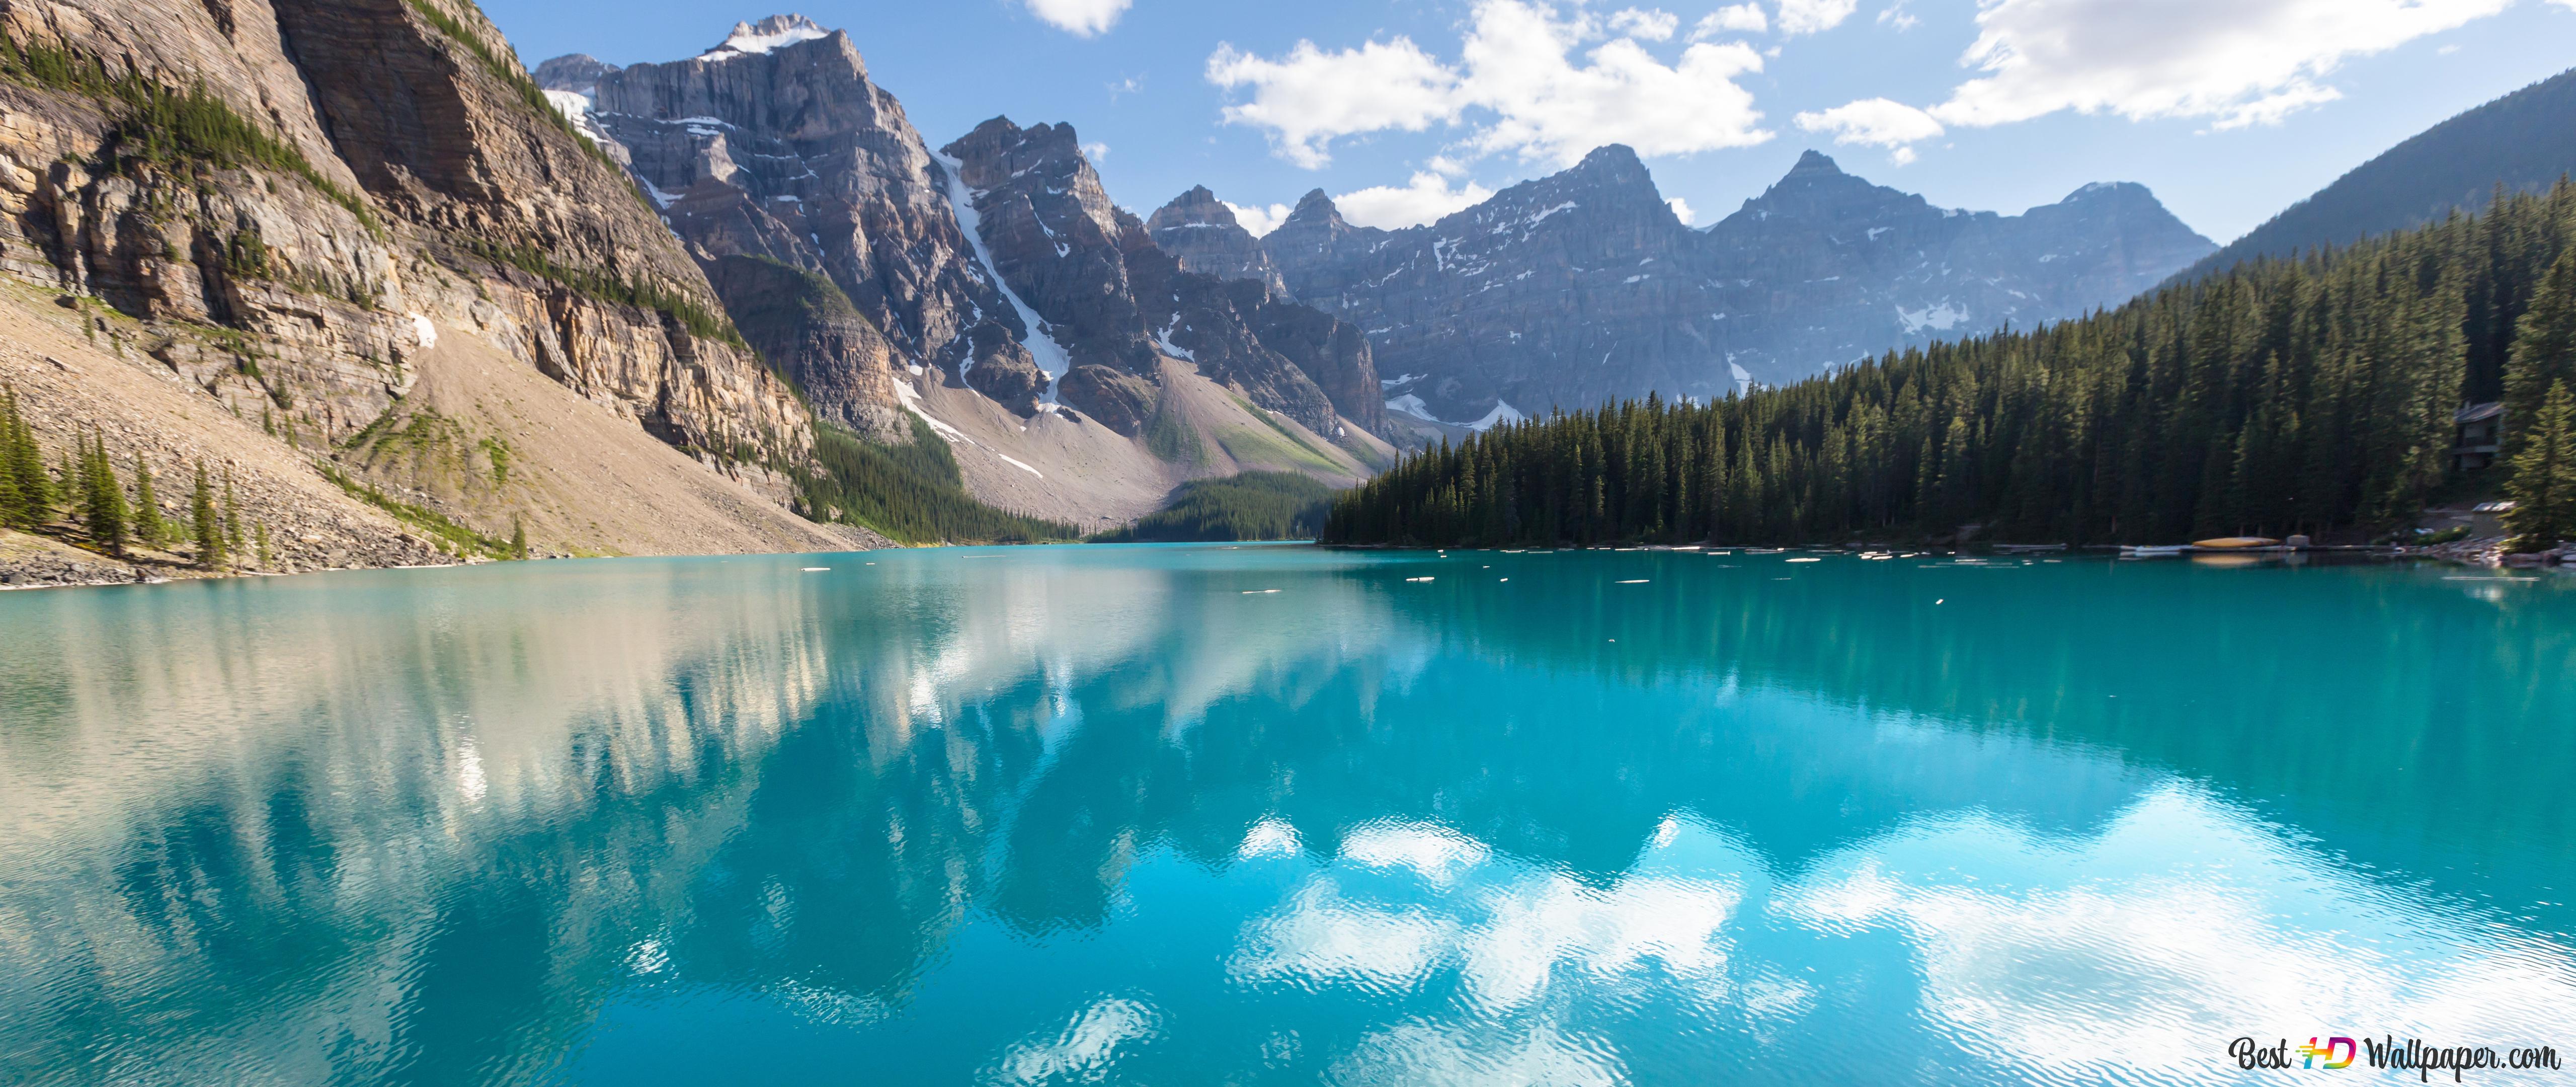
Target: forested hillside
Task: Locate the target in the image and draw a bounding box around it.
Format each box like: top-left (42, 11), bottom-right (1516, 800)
top-left (1325, 183), bottom-right (2576, 549)
top-left (1093, 472), bottom-right (1334, 542)
top-left (2185, 67), bottom-right (2576, 285)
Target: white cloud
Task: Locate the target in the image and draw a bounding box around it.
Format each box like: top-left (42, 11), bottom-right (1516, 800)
top-left (1795, 97), bottom-right (1946, 147)
top-left (1081, 141), bottom-right (1110, 162)
top-left (1206, 38), bottom-right (1463, 169)
top-left (1455, 1), bottom-right (1773, 165)
top-left (1209, 1), bottom-right (1771, 170)
top-left (1223, 200), bottom-right (1294, 238)
top-left (1777, 0), bottom-right (1860, 36)
top-left (1023, 0), bottom-right (1131, 37)
top-left (1691, 4), bottom-right (1769, 37)
top-left (984, 997), bottom-right (1159, 1084)
top-left (1668, 197), bottom-right (1698, 224)
top-left (1929, 0), bottom-right (2515, 131)
top-left (1876, 0), bottom-right (1918, 31)
top-left (1608, 7), bottom-right (1681, 40)
top-left (1336, 172), bottom-right (1499, 229)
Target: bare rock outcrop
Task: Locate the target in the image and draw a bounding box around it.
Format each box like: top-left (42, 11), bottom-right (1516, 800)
top-left (0, 0), bottom-right (835, 568)
top-left (1146, 185), bottom-right (1288, 297)
top-left (560, 16), bottom-right (1020, 433)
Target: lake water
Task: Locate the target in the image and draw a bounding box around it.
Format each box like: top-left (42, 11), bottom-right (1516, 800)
top-left (2, 546), bottom-right (2572, 1085)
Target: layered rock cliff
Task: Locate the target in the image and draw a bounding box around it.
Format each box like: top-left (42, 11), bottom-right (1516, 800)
top-left (1238, 147), bottom-right (2214, 426)
top-left (561, 16), bottom-right (1018, 439)
top-left (537, 18), bottom-right (1394, 522)
top-left (1147, 185), bottom-right (1287, 296)
top-left (0, 0), bottom-right (849, 572)
top-left (943, 116), bottom-right (1382, 438)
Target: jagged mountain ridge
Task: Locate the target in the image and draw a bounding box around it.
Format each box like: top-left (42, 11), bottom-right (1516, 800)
top-left (538, 16), bottom-right (1395, 521)
top-left (1166, 148), bottom-right (2213, 426)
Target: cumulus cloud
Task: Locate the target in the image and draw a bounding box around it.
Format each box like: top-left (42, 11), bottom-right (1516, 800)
top-left (1930, 0), bottom-right (2513, 131)
top-left (1223, 201), bottom-right (1294, 238)
top-left (1795, 97), bottom-right (1946, 147)
top-left (1081, 141), bottom-right (1111, 162)
top-left (1667, 197), bottom-right (1698, 224)
top-left (1207, 38), bottom-right (1463, 169)
top-left (1608, 7), bottom-right (1681, 40)
top-left (1023, 0), bottom-right (1131, 37)
top-left (1777, 0), bottom-right (1860, 35)
top-left (1790, 0), bottom-right (2512, 163)
top-left (1459, 1), bottom-right (1772, 165)
top-left (1691, 4), bottom-right (1770, 37)
top-left (1209, 0), bottom-right (1770, 170)
top-left (1335, 172), bottom-right (1500, 229)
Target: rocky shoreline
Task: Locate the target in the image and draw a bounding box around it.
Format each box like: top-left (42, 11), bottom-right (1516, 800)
top-left (2396, 535), bottom-right (2573, 568)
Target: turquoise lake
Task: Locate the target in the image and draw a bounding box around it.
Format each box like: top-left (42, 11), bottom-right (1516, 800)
top-left (2, 546), bottom-right (2572, 1084)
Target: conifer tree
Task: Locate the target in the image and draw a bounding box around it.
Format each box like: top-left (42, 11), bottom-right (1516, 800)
top-left (2505, 380), bottom-right (2576, 551)
top-left (192, 461), bottom-right (224, 569)
top-left (222, 471), bottom-right (242, 553)
top-left (5, 395), bottom-right (48, 527)
top-left (509, 518), bottom-right (528, 560)
top-left (254, 521), bottom-right (272, 568)
top-left (131, 455), bottom-right (166, 547)
top-left (2506, 248), bottom-right (2576, 458)
top-left (80, 430), bottom-right (127, 554)
top-left (0, 394), bottom-right (19, 529)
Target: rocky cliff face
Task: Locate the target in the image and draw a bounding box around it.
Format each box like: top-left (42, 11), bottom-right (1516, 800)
top-left (0, 0), bottom-right (811, 471)
top-left (554, 15), bottom-right (1016, 438)
top-left (1246, 147), bottom-right (2214, 426)
top-left (941, 116), bottom-right (1384, 438)
top-left (538, 16), bottom-right (1394, 510)
top-left (1146, 186), bottom-right (1287, 296)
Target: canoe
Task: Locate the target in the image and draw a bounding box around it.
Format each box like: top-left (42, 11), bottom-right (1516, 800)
top-left (2191, 537), bottom-right (2281, 550)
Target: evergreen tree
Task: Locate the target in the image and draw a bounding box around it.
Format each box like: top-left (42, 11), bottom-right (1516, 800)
top-left (0, 391), bottom-right (45, 527)
top-left (254, 521), bottom-right (272, 568)
top-left (2506, 248), bottom-right (2576, 458)
top-left (222, 471), bottom-right (242, 553)
top-left (509, 518), bottom-right (528, 560)
top-left (191, 461), bottom-right (224, 569)
top-left (2505, 380), bottom-right (2576, 550)
top-left (131, 454), bottom-right (166, 547)
top-left (0, 391), bottom-right (20, 528)
top-left (80, 431), bottom-right (127, 554)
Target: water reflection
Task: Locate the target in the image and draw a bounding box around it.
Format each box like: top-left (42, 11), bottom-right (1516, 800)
top-left (0, 548), bottom-right (2569, 1084)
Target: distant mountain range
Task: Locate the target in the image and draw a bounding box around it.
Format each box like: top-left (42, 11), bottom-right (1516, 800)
top-left (543, 16), bottom-right (2214, 448)
top-left (2184, 65), bottom-right (2576, 281)
top-left (1156, 148), bottom-right (2212, 428)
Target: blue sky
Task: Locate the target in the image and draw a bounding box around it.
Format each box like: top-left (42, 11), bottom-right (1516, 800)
top-left (487, 0), bottom-right (2576, 242)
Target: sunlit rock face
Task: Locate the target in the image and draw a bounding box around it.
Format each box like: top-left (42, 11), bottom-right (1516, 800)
top-left (548, 17), bottom-right (1021, 429)
top-left (1248, 148), bottom-right (2214, 426)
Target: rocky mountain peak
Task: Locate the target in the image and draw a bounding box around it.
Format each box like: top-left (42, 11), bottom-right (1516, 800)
top-left (1790, 148), bottom-right (1846, 176)
top-left (531, 54), bottom-right (620, 97)
top-left (1286, 188), bottom-right (1350, 229)
top-left (1146, 186), bottom-right (1240, 231)
top-left (1148, 187), bottom-right (1289, 295)
top-left (1567, 143), bottom-right (1653, 185)
top-left (704, 14), bottom-right (834, 60)
top-left (1725, 148), bottom-right (1936, 227)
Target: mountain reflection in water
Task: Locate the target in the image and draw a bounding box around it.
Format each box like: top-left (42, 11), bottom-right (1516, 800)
top-left (0, 547), bottom-right (2569, 1085)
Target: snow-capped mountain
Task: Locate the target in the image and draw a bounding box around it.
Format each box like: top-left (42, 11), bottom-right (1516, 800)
top-left (1164, 148), bottom-right (2214, 428)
